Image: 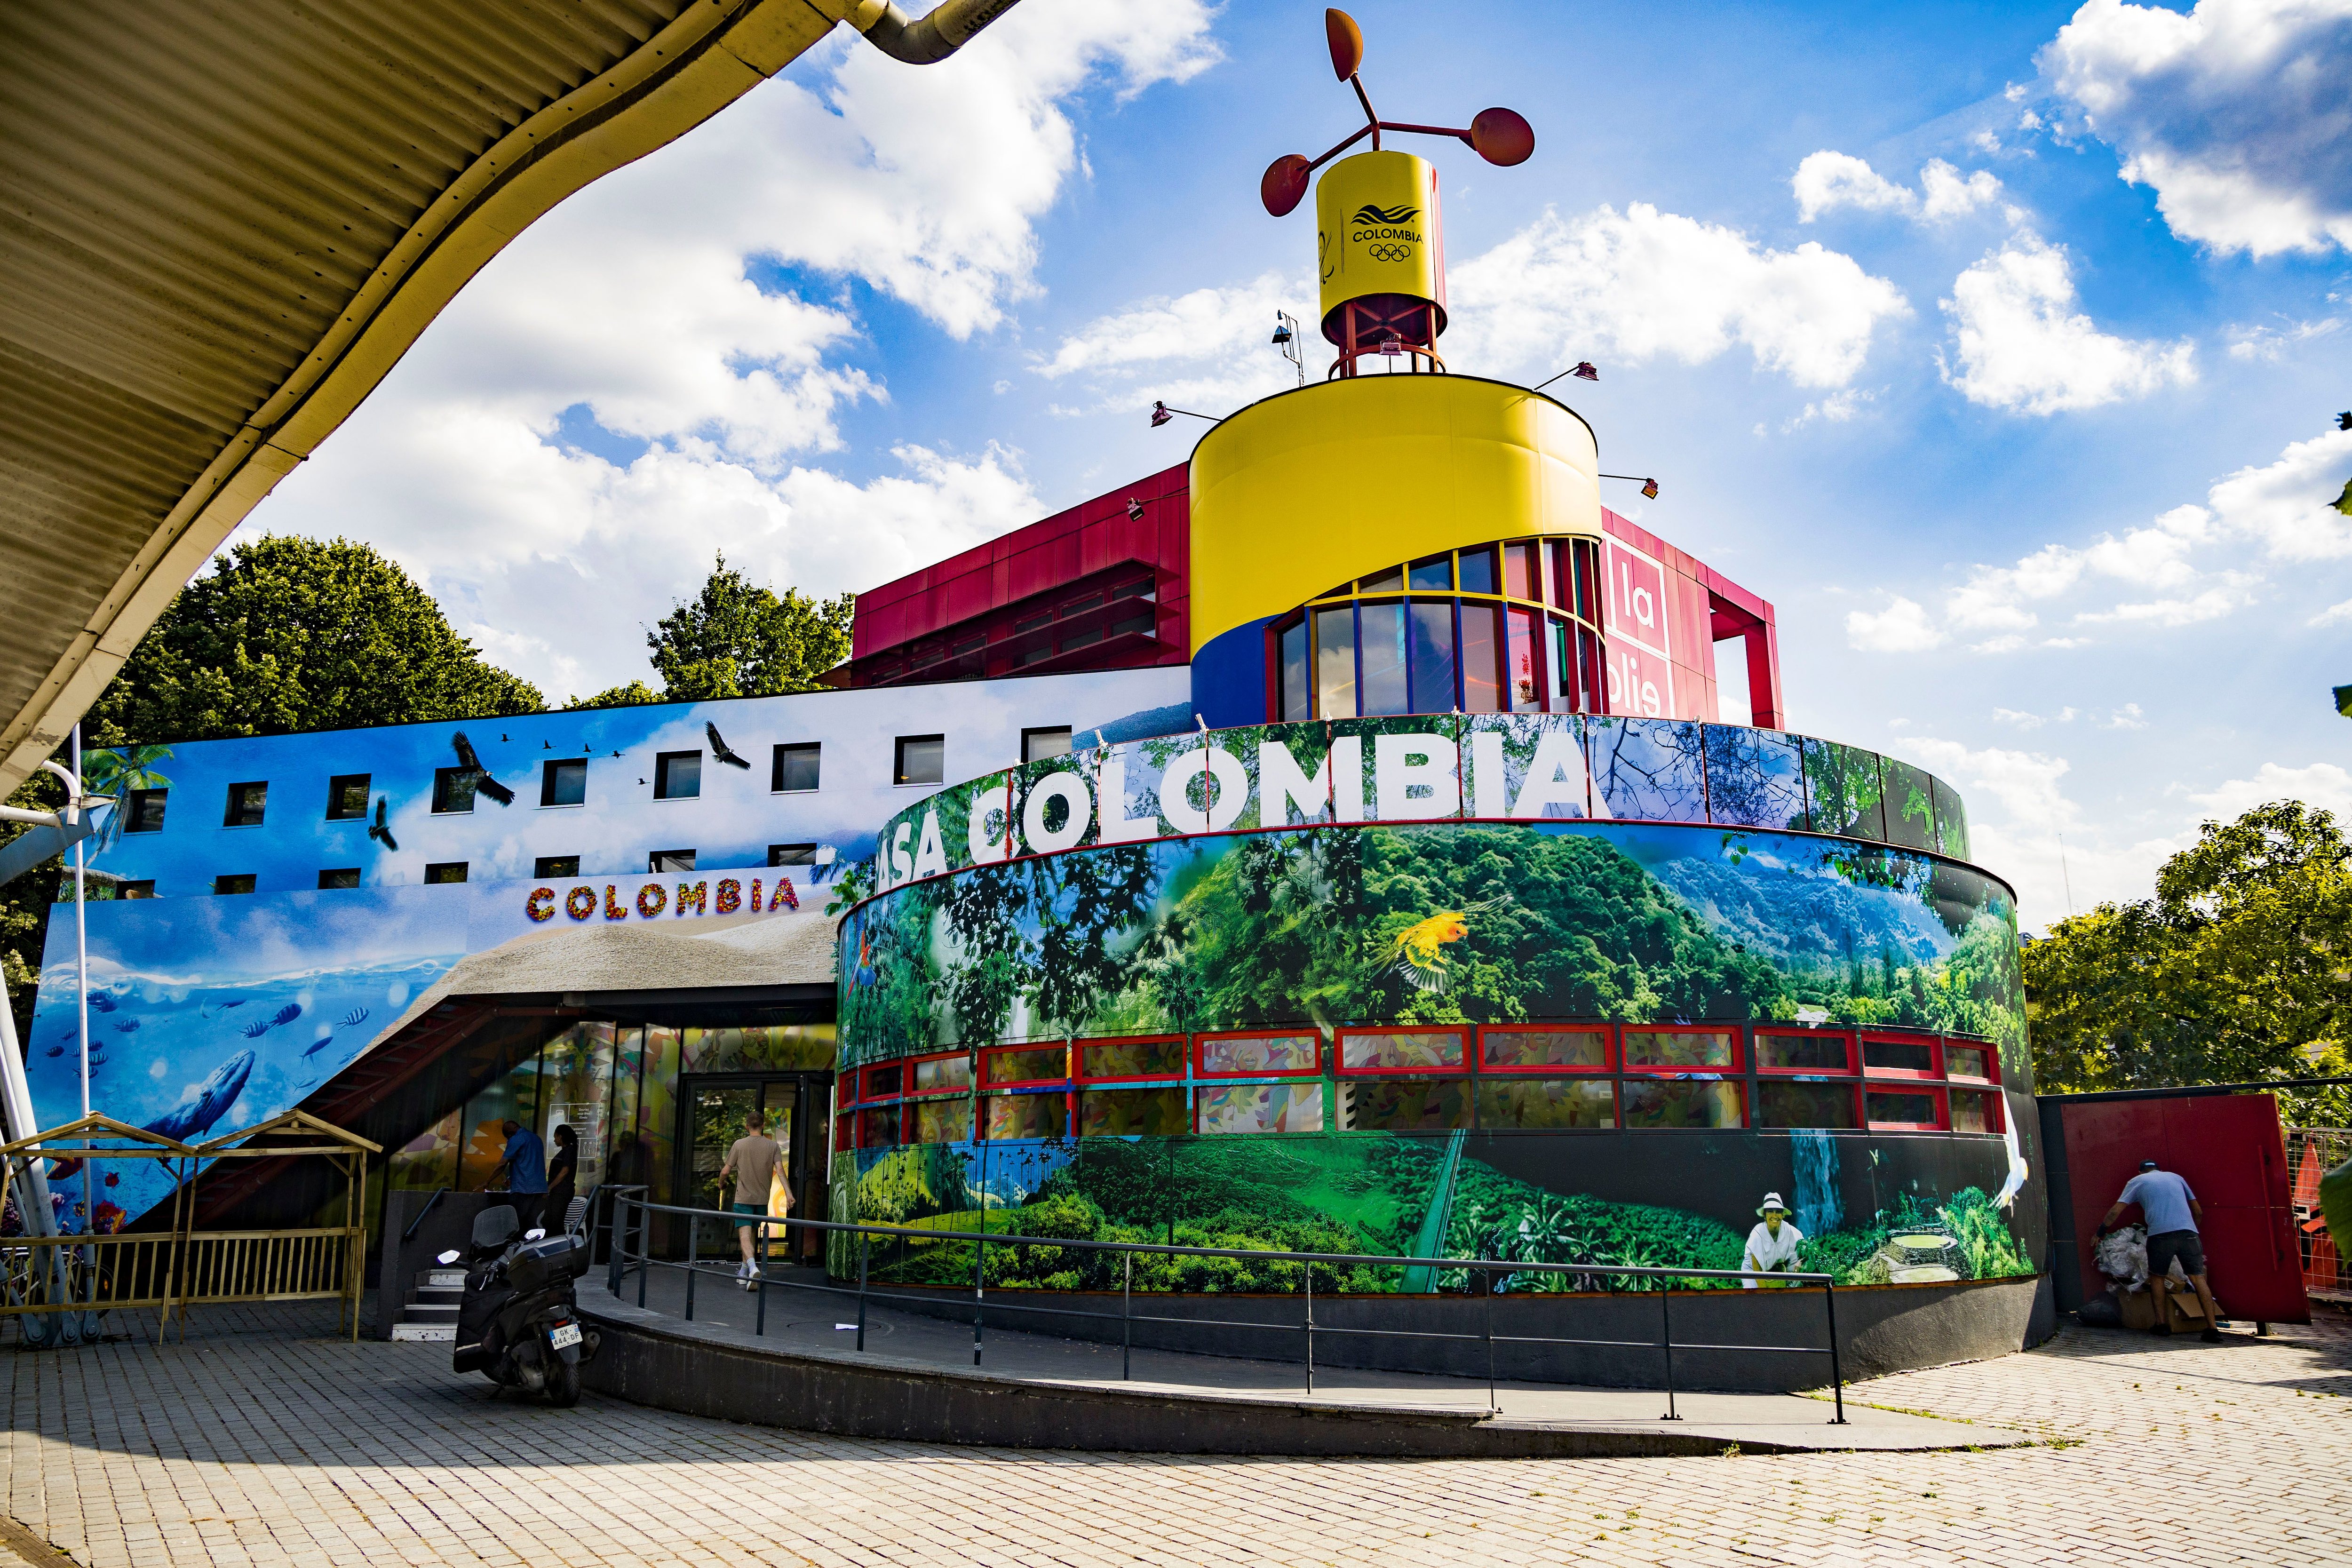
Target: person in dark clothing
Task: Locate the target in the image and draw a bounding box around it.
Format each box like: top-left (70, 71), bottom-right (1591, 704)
top-left (544, 1124), bottom-right (580, 1235)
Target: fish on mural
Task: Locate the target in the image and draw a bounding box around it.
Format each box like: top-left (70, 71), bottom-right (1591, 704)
top-left (1383, 895), bottom-right (1510, 993)
top-left (44, 1044), bottom-right (63, 1057)
top-left (240, 1019), bottom-right (269, 1038)
top-left (268, 1003), bottom-right (301, 1029)
top-left (143, 1051), bottom-right (255, 1143)
top-left (337, 1008), bottom-right (369, 1028)
top-left (112, 1018), bottom-right (140, 1033)
top-left (85, 992), bottom-right (117, 1013)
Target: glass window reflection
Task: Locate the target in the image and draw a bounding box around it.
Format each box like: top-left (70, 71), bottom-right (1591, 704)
top-left (1362, 602), bottom-right (1410, 715)
top-left (1407, 601), bottom-right (1455, 712)
top-left (1314, 606), bottom-right (1356, 717)
top-left (1460, 604), bottom-right (1502, 712)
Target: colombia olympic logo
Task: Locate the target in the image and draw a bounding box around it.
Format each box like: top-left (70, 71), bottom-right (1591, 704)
top-left (1367, 243), bottom-right (1412, 263)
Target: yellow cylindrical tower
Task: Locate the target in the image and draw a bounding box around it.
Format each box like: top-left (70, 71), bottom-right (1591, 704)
top-left (1191, 377), bottom-right (1600, 654)
top-left (1186, 375), bottom-right (1605, 724)
top-left (1314, 150), bottom-right (1446, 344)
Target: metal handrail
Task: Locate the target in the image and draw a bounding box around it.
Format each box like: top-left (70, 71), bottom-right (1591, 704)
top-left (599, 1194), bottom-right (1847, 1424)
top-left (400, 1187), bottom-right (451, 1243)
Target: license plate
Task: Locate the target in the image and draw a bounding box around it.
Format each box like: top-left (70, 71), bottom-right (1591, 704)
top-left (549, 1323), bottom-right (583, 1349)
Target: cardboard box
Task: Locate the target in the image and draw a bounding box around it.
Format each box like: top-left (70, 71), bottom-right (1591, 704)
top-left (2160, 1278), bottom-right (2208, 1332)
top-left (2118, 1285), bottom-right (2159, 1331)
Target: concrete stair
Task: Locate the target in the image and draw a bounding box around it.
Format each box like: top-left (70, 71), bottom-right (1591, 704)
top-left (389, 1267), bottom-right (464, 1343)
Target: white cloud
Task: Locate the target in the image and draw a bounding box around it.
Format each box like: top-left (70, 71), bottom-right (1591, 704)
top-left (1030, 271), bottom-right (1313, 413)
top-left (1938, 232), bottom-right (2196, 414)
top-left (2313, 598), bottom-right (2352, 626)
top-left (2040, 0), bottom-right (2352, 257)
top-left (241, 0), bottom-right (1221, 700)
top-left (2226, 316), bottom-right (2343, 360)
top-left (2206, 428), bottom-right (2352, 559)
top-left (1920, 159), bottom-right (2006, 219)
top-left (2099, 702), bottom-right (2148, 729)
top-left (1449, 203), bottom-right (1909, 388)
top-left (1793, 152), bottom-right (2002, 222)
top-left (1781, 389), bottom-right (1875, 431)
top-left (2186, 761), bottom-right (2352, 822)
top-left (1793, 152), bottom-right (1915, 221)
top-left (1845, 596), bottom-right (1945, 652)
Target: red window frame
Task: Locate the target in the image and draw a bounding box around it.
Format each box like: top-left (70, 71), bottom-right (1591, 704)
top-left (1335, 1026), bottom-right (1470, 1077)
top-left (1753, 1078), bottom-right (1865, 1132)
top-left (1074, 1034), bottom-right (1188, 1084)
top-left (1194, 1029), bottom-right (1323, 1079)
top-left (1619, 1027), bottom-right (1744, 1074)
top-left (834, 1112), bottom-right (855, 1153)
top-left (905, 1049), bottom-right (976, 1097)
top-left (1947, 1085), bottom-right (2005, 1135)
top-left (980, 1042), bottom-right (1071, 1088)
top-left (1860, 1032), bottom-right (1942, 1081)
top-left (1941, 1040), bottom-right (2001, 1085)
top-left (859, 1061), bottom-right (906, 1101)
top-left (977, 1087), bottom-right (1072, 1141)
top-left (1618, 1075), bottom-right (1748, 1130)
top-left (1863, 1083), bottom-right (1947, 1131)
top-left (858, 1102), bottom-right (906, 1147)
top-left (906, 1094), bottom-right (977, 1145)
top-left (1476, 1024), bottom-right (1614, 1074)
top-left (1472, 1074), bottom-right (1621, 1132)
top-left (1753, 1028), bottom-right (1857, 1075)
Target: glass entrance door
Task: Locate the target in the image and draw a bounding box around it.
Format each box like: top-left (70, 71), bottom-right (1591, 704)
top-left (678, 1074), bottom-right (820, 1264)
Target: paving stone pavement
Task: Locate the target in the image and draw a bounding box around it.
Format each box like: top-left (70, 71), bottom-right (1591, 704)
top-left (1, 1301), bottom-right (2346, 1568)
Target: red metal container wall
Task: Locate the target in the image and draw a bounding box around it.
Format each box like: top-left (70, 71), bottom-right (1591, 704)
top-left (2059, 1093), bottom-right (2306, 1323)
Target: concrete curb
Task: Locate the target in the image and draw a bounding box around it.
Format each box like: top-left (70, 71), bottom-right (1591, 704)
top-left (577, 1296), bottom-right (2026, 1457)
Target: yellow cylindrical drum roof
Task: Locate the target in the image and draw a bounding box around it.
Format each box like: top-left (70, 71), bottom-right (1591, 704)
top-left (1187, 375), bottom-right (1601, 653)
top-left (1315, 150), bottom-right (1445, 338)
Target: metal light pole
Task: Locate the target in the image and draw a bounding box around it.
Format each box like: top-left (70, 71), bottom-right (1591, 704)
top-left (1272, 310), bottom-right (1304, 387)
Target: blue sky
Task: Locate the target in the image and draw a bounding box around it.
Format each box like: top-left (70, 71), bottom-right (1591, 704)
top-left (241, 0), bottom-right (2352, 930)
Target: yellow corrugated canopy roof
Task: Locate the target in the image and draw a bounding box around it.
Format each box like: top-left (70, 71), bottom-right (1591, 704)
top-left (0, 0), bottom-right (982, 797)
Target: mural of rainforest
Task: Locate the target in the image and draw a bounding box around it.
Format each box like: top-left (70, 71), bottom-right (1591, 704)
top-left (834, 716), bottom-right (2043, 1296)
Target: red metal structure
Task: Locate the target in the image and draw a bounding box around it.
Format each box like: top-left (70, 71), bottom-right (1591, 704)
top-left (845, 465), bottom-right (1191, 689)
top-left (2043, 1090), bottom-right (2306, 1326)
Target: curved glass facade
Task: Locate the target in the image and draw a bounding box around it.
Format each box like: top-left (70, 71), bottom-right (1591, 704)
top-left (1275, 536), bottom-right (1606, 720)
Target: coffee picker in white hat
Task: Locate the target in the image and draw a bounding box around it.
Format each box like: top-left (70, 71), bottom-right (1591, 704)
top-left (1742, 1192), bottom-right (1804, 1289)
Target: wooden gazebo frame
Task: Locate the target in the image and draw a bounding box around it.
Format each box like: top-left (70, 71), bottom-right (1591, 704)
top-left (0, 1110), bottom-right (380, 1344)
top-left (186, 1110), bottom-right (382, 1340)
top-left (0, 1115), bottom-right (195, 1340)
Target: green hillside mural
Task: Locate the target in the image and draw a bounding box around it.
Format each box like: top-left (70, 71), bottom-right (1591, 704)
top-left (842, 821), bottom-right (2025, 1070)
top-left (833, 816), bottom-right (2038, 1296)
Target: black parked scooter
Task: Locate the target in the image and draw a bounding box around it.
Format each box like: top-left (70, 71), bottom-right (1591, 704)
top-left (443, 1203), bottom-right (598, 1405)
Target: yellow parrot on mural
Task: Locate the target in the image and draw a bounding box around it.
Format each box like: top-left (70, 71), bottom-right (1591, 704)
top-left (1383, 895), bottom-right (1510, 993)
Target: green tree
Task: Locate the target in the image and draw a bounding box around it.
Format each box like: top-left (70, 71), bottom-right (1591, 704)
top-left (647, 555), bottom-right (852, 700)
top-left (81, 535), bottom-right (545, 744)
top-left (2024, 801), bottom-right (2351, 1120)
top-left (564, 681), bottom-right (663, 711)
top-left (8, 536), bottom-right (545, 1035)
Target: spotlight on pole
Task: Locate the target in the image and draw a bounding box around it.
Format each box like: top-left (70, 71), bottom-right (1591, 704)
top-left (1125, 498), bottom-right (1145, 522)
top-left (1150, 401), bottom-right (1172, 428)
top-left (1601, 472), bottom-right (1660, 500)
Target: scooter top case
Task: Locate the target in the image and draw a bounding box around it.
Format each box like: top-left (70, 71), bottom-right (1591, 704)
top-left (507, 1232), bottom-right (590, 1296)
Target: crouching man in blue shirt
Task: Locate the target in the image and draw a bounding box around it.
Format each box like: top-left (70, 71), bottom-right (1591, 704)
top-left (2102, 1159), bottom-right (2225, 1342)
